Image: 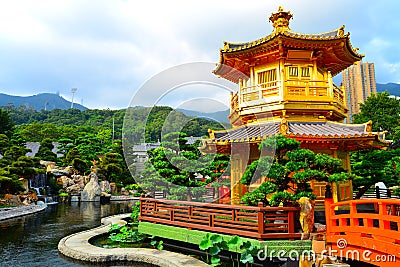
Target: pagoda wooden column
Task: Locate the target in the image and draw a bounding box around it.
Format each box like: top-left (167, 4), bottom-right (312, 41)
top-left (230, 143), bottom-right (249, 204)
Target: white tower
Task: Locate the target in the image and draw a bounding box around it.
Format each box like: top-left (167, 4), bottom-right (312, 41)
top-left (70, 88), bottom-right (77, 109)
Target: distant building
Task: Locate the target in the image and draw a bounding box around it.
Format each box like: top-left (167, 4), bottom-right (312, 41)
top-left (131, 136), bottom-right (202, 174)
top-left (342, 61), bottom-right (377, 122)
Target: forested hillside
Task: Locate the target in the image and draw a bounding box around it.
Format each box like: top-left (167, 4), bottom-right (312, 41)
top-left (2, 105), bottom-right (227, 143)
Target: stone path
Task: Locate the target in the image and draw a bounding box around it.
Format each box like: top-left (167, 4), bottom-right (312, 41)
top-left (58, 213), bottom-right (210, 267)
top-left (0, 204), bottom-right (46, 221)
top-left (110, 195), bottom-right (140, 201)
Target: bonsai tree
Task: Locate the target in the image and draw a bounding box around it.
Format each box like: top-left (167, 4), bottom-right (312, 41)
top-left (0, 168), bottom-right (24, 194)
top-left (143, 132), bottom-right (229, 201)
top-left (36, 138), bottom-right (57, 162)
top-left (240, 135), bottom-right (357, 206)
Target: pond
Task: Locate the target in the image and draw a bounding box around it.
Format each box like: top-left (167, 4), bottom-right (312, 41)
top-left (0, 201), bottom-right (148, 266)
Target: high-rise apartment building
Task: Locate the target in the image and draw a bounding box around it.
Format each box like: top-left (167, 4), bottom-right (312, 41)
top-left (342, 61), bottom-right (377, 122)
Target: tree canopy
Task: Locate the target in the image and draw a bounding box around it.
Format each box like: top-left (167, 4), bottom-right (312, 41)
top-left (137, 132), bottom-right (230, 201)
top-left (353, 91), bottom-right (400, 140)
top-left (0, 109), bottom-right (14, 137)
top-left (240, 135), bottom-right (356, 206)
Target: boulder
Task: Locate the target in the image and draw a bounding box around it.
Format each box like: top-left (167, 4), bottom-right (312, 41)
top-left (109, 183), bottom-right (118, 195)
top-left (120, 187), bottom-right (129, 196)
top-left (100, 180), bottom-right (111, 192)
top-left (51, 169), bottom-right (70, 177)
top-left (83, 175), bottom-right (90, 185)
top-left (66, 184), bottom-right (82, 195)
top-left (81, 172), bottom-right (102, 202)
top-left (4, 194), bottom-right (21, 205)
top-left (59, 176), bottom-right (74, 188)
top-left (71, 175), bottom-right (85, 188)
top-left (63, 166), bottom-right (77, 175)
top-left (70, 196), bottom-right (80, 202)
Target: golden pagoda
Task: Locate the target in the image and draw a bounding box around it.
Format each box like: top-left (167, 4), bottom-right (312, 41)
top-left (201, 7), bottom-right (390, 204)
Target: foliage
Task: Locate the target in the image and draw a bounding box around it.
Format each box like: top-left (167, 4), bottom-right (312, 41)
top-left (328, 172), bottom-right (359, 183)
top-left (108, 224), bottom-right (146, 243)
top-left (269, 191), bottom-right (295, 207)
top-left (9, 156), bottom-right (40, 178)
top-left (6, 106), bottom-right (224, 143)
top-left (393, 187), bottom-right (400, 197)
top-left (0, 109), bottom-right (14, 137)
top-left (36, 138), bottom-right (57, 162)
top-left (198, 234), bottom-right (259, 266)
top-left (241, 136), bottom-right (351, 206)
top-left (199, 233), bottom-right (228, 266)
top-left (0, 134), bottom-right (10, 155)
top-left (144, 132), bottom-right (229, 201)
top-left (59, 192), bottom-right (69, 197)
top-left (1, 105), bottom-right (226, 191)
top-left (241, 181), bottom-right (277, 206)
top-left (351, 148), bottom-right (400, 189)
top-left (130, 201), bottom-right (140, 222)
top-left (0, 168), bottom-right (24, 194)
top-left (353, 91), bottom-right (400, 140)
top-left (150, 239), bottom-right (164, 250)
top-left (293, 191), bottom-right (317, 200)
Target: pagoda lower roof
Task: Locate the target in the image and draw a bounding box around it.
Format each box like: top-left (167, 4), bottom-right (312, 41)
top-left (209, 121), bottom-right (386, 143)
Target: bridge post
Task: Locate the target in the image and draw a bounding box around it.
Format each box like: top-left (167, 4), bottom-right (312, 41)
top-left (324, 185), bottom-right (334, 235)
top-left (376, 186), bottom-right (381, 199)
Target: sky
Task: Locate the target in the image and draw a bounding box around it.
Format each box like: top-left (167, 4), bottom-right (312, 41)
top-left (0, 0), bottom-right (399, 111)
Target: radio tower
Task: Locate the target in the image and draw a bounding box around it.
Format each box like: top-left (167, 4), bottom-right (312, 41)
top-left (70, 88), bottom-right (77, 109)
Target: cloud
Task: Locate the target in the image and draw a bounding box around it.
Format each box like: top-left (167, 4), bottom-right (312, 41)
top-left (0, 0), bottom-right (399, 109)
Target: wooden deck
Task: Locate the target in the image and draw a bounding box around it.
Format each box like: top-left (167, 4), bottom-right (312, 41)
top-left (139, 197), bottom-right (301, 240)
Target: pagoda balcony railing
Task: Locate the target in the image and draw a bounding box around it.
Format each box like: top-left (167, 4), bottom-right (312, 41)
top-left (333, 84), bottom-right (345, 105)
top-left (285, 79), bottom-right (329, 98)
top-left (230, 79), bottom-right (345, 114)
top-left (139, 197), bottom-right (302, 240)
top-left (285, 80), bottom-right (345, 105)
top-left (240, 81), bottom-right (280, 103)
top-left (230, 91), bottom-right (239, 113)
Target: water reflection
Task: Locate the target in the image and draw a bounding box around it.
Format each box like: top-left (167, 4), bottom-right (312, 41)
top-left (0, 201), bottom-right (137, 266)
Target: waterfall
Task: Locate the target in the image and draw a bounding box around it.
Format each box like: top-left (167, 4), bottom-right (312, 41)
top-left (30, 173), bottom-right (58, 205)
top-left (30, 174), bottom-right (48, 195)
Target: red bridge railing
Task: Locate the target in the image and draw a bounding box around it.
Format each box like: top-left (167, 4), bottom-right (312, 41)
top-left (325, 198), bottom-right (400, 265)
top-left (139, 197), bottom-right (301, 240)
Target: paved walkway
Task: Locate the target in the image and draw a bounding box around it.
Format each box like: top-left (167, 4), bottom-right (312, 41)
top-left (110, 195), bottom-right (140, 201)
top-left (58, 213), bottom-right (210, 267)
top-left (0, 204), bottom-right (46, 221)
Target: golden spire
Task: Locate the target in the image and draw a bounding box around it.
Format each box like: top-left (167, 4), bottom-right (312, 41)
top-left (269, 6), bottom-right (293, 34)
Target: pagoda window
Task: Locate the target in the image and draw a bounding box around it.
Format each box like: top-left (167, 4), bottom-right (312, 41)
top-left (288, 66), bottom-right (298, 77)
top-left (257, 69), bottom-right (277, 88)
top-left (301, 67), bottom-right (310, 77)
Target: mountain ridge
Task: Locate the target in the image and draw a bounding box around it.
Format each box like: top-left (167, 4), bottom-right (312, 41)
top-left (0, 92), bottom-right (86, 111)
top-left (376, 83), bottom-right (400, 96)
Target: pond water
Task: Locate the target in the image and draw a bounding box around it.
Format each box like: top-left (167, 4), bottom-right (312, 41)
top-left (0, 201), bottom-right (148, 267)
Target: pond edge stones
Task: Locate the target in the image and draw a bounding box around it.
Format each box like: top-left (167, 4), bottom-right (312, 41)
top-left (58, 213), bottom-right (210, 267)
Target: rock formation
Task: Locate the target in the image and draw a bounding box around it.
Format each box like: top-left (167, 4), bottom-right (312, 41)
top-left (80, 172), bottom-right (102, 202)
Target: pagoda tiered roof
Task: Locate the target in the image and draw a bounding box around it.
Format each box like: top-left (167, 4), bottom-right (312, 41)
top-left (203, 120), bottom-right (390, 152)
top-left (214, 8), bottom-right (363, 83)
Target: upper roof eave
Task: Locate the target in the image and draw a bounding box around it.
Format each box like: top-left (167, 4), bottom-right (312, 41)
top-left (214, 27), bottom-right (363, 79)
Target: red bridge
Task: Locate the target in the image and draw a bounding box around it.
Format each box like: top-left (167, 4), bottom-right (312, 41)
top-left (325, 198), bottom-right (400, 267)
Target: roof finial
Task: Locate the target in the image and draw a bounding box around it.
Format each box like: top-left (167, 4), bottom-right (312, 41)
top-left (269, 6), bottom-right (293, 34)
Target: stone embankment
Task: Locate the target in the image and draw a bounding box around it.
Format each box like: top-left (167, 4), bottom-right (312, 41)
top-left (58, 213), bottom-right (210, 267)
top-left (0, 204), bottom-right (46, 221)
